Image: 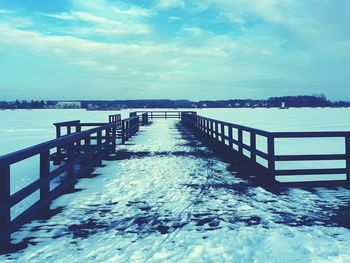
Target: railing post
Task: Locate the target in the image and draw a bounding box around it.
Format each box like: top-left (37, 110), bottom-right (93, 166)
top-left (96, 131), bottom-right (103, 166)
top-left (122, 120), bottom-right (126, 144)
top-left (76, 124), bottom-right (81, 154)
top-left (40, 150), bottom-right (50, 211)
top-left (238, 129), bottom-right (243, 155)
top-left (267, 134), bottom-right (275, 180)
top-left (228, 126), bottom-right (233, 149)
top-left (346, 134), bottom-right (350, 183)
top-left (250, 132), bottom-right (256, 162)
top-left (82, 137), bottom-right (91, 170)
top-left (112, 125), bottom-right (117, 153)
top-left (66, 142), bottom-right (75, 187)
top-left (165, 112), bottom-right (167, 119)
top-left (221, 124), bottom-right (225, 143)
top-left (55, 124), bottom-right (61, 139)
top-left (0, 163), bottom-right (11, 249)
top-left (55, 125), bottom-right (62, 164)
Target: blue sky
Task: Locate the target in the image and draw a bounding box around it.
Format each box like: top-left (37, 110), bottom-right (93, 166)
top-left (0, 0), bottom-right (349, 100)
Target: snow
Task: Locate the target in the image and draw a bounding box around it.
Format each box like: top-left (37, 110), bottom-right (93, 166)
top-left (1, 118), bottom-right (350, 262)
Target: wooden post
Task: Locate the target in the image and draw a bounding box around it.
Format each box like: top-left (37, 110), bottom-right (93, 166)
top-left (215, 122), bottom-right (219, 141)
top-left (250, 132), bottom-right (256, 162)
top-left (96, 131), bottom-right (103, 165)
top-left (228, 126), bottom-right (233, 149)
top-left (55, 125), bottom-right (61, 138)
top-left (66, 142), bottom-right (75, 186)
top-left (346, 134), bottom-right (350, 182)
top-left (40, 150), bottom-right (50, 211)
top-left (267, 134), bottom-right (275, 179)
top-left (122, 120), bottom-right (126, 145)
top-left (0, 163), bottom-right (11, 249)
top-left (238, 129), bottom-right (243, 155)
top-left (76, 125), bottom-right (81, 154)
top-left (210, 121), bottom-right (213, 137)
top-left (55, 125), bottom-right (62, 164)
top-left (221, 124), bottom-right (225, 143)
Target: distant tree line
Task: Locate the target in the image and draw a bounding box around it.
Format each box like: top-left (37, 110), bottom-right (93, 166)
top-left (1, 95), bottom-right (350, 109)
top-left (0, 100), bottom-right (49, 109)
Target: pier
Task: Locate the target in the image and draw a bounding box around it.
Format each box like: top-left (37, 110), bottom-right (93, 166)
top-left (0, 111), bottom-right (350, 251)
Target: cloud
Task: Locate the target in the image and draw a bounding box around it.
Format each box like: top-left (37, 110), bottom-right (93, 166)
top-left (46, 11), bottom-right (151, 35)
top-left (156, 0), bottom-right (185, 9)
top-left (0, 0), bottom-right (349, 99)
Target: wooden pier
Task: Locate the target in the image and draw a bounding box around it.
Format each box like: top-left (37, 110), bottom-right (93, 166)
top-left (0, 110), bottom-right (349, 250)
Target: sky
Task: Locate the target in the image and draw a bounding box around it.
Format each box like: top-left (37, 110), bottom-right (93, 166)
top-left (0, 0), bottom-right (349, 101)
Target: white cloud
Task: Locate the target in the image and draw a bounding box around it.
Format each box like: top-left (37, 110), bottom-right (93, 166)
top-left (46, 11), bottom-right (151, 35)
top-left (156, 0), bottom-right (185, 9)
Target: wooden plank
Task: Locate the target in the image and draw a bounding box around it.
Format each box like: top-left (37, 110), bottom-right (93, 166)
top-left (275, 154), bottom-right (346, 161)
top-left (273, 131), bottom-right (349, 138)
top-left (275, 168), bottom-right (347, 176)
top-left (10, 179), bottom-right (42, 207)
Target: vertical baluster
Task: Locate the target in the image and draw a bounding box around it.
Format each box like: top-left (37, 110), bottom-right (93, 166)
top-left (345, 134), bottom-right (350, 182)
top-left (96, 131), bottom-right (103, 166)
top-left (122, 120), bottom-right (126, 145)
top-left (221, 124), bottom-right (225, 144)
top-left (40, 150), bottom-right (50, 211)
top-left (250, 132), bottom-right (256, 162)
top-left (238, 129), bottom-right (243, 155)
top-left (267, 134), bottom-right (275, 179)
top-left (228, 126), bottom-right (233, 149)
top-left (0, 163), bottom-right (11, 248)
top-left (66, 142), bottom-right (75, 187)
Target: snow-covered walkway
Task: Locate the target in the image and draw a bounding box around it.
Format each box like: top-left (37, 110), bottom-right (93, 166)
top-left (2, 120), bottom-right (350, 262)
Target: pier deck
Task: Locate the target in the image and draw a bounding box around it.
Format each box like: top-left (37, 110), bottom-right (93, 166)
top-left (2, 119), bottom-right (350, 262)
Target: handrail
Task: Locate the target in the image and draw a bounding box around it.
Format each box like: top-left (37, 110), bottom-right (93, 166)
top-left (0, 123), bottom-right (115, 165)
top-left (0, 113), bottom-right (138, 249)
top-left (181, 112), bottom-right (350, 183)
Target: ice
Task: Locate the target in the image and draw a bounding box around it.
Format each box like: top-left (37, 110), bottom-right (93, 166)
top-left (1, 119), bottom-right (350, 262)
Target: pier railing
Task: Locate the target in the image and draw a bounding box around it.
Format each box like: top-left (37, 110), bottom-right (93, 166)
top-left (135, 111), bottom-right (196, 119)
top-left (121, 116), bottom-right (140, 144)
top-left (181, 112), bottom-right (350, 183)
top-left (0, 122), bottom-right (119, 249)
top-left (0, 113), bottom-right (142, 249)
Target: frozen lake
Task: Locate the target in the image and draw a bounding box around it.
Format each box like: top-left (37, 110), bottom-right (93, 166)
top-left (1, 108), bottom-right (349, 185)
top-left (1, 107), bottom-right (350, 155)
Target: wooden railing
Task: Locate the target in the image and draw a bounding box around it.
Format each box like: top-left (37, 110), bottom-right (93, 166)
top-left (181, 112), bottom-right (350, 183)
top-left (121, 116), bottom-right (140, 144)
top-left (0, 122), bottom-right (118, 249)
top-left (134, 111), bottom-right (196, 119)
top-left (52, 114), bottom-right (122, 164)
top-left (0, 113), bottom-right (140, 249)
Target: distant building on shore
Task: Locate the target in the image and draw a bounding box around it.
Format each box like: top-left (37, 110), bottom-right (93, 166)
top-left (55, 101), bottom-right (81, 109)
